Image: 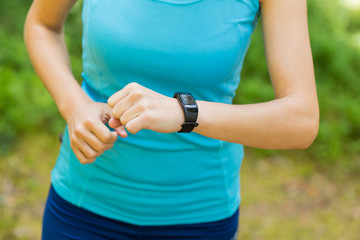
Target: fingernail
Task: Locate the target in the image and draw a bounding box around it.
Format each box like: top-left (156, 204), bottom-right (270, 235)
top-left (107, 98), bottom-right (113, 106)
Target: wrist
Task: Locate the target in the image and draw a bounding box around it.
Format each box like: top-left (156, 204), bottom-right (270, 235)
top-left (59, 91), bottom-right (92, 122)
top-left (171, 98), bottom-right (185, 132)
top-left (173, 92), bottom-right (199, 133)
top-left (191, 100), bottom-right (206, 134)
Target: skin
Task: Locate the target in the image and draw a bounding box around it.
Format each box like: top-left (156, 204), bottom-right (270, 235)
top-left (25, 0), bottom-right (319, 164)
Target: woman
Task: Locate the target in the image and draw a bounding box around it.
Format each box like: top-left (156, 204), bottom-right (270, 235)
top-left (24, 0), bottom-right (319, 239)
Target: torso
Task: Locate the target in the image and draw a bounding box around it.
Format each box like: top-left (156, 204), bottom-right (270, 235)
top-left (51, 0), bottom-right (260, 225)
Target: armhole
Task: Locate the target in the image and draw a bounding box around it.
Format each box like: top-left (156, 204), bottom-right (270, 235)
top-left (250, 0), bottom-right (261, 12)
top-left (257, 0), bottom-right (262, 11)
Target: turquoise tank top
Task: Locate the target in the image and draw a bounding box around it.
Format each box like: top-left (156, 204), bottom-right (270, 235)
top-left (52, 0), bottom-right (260, 225)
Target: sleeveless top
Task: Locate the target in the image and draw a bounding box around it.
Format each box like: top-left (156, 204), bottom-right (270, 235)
top-left (52, 0), bottom-right (260, 226)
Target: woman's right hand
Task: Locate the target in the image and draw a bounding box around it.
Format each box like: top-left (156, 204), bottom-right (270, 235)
top-left (65, 99), bottom-right (127, 164)
top-left (24, 0), bottom-right (131, 163)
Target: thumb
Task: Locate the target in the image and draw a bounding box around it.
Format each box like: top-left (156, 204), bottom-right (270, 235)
top-left (114, 126), bottom-right (128, 138)
top-left (109, 117), bottom-right (122, 128)
top-left (102, 104), bottom-right (128, 138)
top-left (109, 117), bottom-right (128, 138)
top-left (100, 104), bottom-right (115, 124)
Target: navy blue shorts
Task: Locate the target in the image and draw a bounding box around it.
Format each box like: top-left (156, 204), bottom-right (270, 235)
top-left (42, 185), bottom-right (239, 240)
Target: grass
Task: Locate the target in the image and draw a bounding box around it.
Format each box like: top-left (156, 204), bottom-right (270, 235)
top-left (0, 132), bottom-right (359, 239)
top-left (239, 153), bottom-right (360, 240)
top-left (0, 132), bottom-right (59, 240)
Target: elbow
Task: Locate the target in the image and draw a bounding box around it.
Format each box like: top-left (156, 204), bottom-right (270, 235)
top-left (24, 5), bottom-right (36, 41)
top-left (293, 105), bottom-right (319, 150)
top-left (24, 10), bottom-right (39, 47)
top-left (24, 14), bottom-right (31, 43)
top-left (24, 8), bottom-right (62, 45)
top-left (296, 120), bottom-right (319, 149)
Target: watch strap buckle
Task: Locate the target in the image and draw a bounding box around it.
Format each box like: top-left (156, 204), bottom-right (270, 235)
top-left (178, 122), bottom-right (199, 133)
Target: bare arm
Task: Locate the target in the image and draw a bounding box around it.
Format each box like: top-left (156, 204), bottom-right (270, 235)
top-left (108, 0), bottom-right (319, 149)
top-left (194, 0), bottom-right (319, 149)
top-left (24, 0), bottom-right (125, 164)
top-left (24, 0), bottom-right (87, 119)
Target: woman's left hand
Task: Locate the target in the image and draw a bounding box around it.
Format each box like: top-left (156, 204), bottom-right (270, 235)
top-left (107, 82), bottom-right (184, 136)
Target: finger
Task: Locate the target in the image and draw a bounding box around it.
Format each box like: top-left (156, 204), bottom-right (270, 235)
top-left (107, 86), bottom-right (130, 108)
top-left (74, 148), bottom-right (95, 164)
top-left (88, 120), bottom-right (118, 144)
top-left (101, 104), bottom-right (116, 123)
top-left (125, 115), bottom-right (145, 134)
top-left (114, 126), bottom-right (128, 138)
top-left (112, 97), bottom-right (133, 119)
top-left (70, 139), bottom-right (96, 164)
top-left (108, 117), bottom-right (127, 137)
top-left (119, 105), bottom-right (141, 126)
top-left (76, 128), bottom-right (114, 152)
top-left (109, 117), bottom-right (122, 128)
top-left (72, 137), bottom-right (100, 160)
top-left (108, 82), bottom-right (142, 107)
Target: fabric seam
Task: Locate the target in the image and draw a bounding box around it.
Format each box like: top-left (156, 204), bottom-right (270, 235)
top-left (216, 139), bottom-right (232, 216)
top-left (77, 0), bottom-right (97, 207)
top-left (66, 126), bottom-right (75, 202)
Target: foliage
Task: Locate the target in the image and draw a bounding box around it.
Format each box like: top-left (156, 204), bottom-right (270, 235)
top-left (0, 1), bottom-right (83, 153)
top-left (1, 0), bottom-right (359, 165)
top-left (2, 136), bottom-right (360, 239)
top-left (236, 0), bottom-right (360, 166)
top-left (1, 1), bottom-right (360, 239)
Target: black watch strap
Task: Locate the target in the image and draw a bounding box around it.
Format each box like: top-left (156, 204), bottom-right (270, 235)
top-left (179, 122), bottom-right (199, 133)
top-left (173, 92), bottom-right (199, 133)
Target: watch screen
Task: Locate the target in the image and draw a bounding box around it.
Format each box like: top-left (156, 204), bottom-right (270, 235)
top-left (181, 94), bottom-right (196, 105)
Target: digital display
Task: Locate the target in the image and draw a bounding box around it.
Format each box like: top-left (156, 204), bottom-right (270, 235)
top-left (181, 94), bottom-right (196, 105)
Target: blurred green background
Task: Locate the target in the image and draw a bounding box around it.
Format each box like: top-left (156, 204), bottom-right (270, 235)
top-left (0, 0), bottom-right (359, 239)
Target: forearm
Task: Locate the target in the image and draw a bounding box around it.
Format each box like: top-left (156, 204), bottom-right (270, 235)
top-left (193, 0), bottom-right (319, 150)
top-left (194, 97), bottom-right (319, 149)
top-left (24, 11), bottom-right (90, 121)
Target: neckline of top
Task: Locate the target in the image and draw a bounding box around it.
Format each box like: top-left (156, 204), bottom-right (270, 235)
top-left (151, 0), bottom-right (202, 5)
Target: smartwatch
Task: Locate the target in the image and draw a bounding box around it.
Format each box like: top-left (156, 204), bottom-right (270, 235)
top-left (173, 92), bottom-right (199, 133)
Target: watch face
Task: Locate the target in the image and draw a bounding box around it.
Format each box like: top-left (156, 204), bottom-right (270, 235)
top-left (180, 94), bottom-right (196, 106)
